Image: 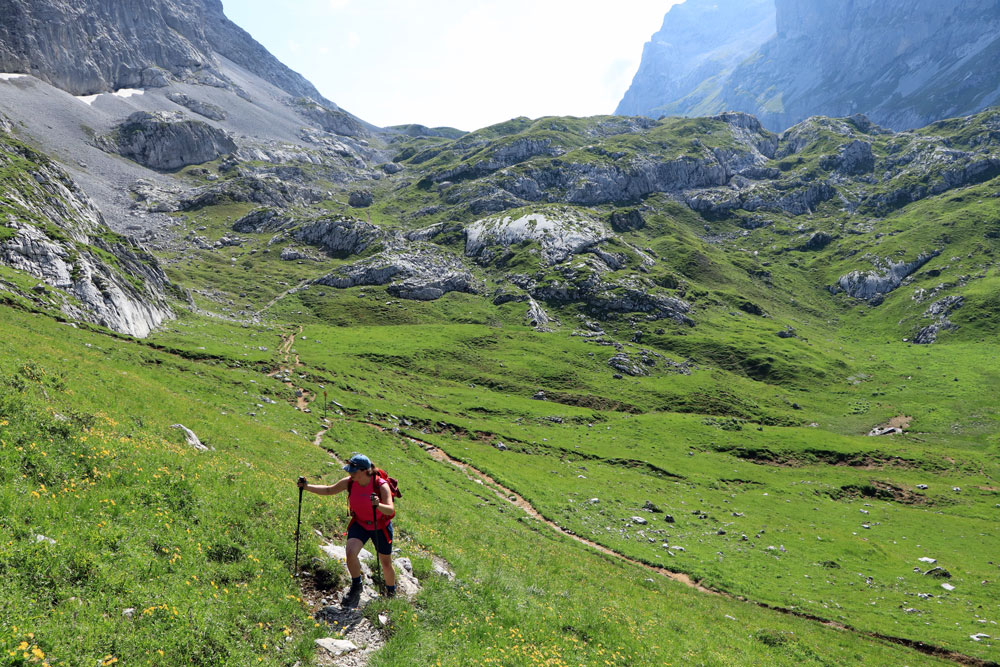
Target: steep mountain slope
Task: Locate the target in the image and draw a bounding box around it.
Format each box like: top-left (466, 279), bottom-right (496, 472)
top-left (616, 0), bottom-right (775, 118)
top-left (621, 0), bottom-right (1000, 132)
top-left (0, 116), bottom-right (172, 336)
top-left (0, 0), bottom-right (329, 104)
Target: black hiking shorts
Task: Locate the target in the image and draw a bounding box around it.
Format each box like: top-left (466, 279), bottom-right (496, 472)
top-left (347, 521), bottom-right (393, 555)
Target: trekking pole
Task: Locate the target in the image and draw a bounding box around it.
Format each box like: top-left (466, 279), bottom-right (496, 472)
top-left (372, 494), bottom-right (383, 595)
top-left (295, 477), bottom-right (305, 576)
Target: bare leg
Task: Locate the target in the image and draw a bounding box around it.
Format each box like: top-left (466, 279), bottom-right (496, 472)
top-left (379, 552), bottom-right (396, 587)
top-left (345, 537), bottom-right (364, 579)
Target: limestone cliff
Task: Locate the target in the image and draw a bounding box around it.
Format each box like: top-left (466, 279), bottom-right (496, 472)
top-left (620, 0), bottom-right (1000, 131)
top-left (0, 0), bottom-right (332, 105)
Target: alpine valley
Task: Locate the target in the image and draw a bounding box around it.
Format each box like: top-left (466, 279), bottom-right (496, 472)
top-left (0, 1), bottom-right (998, 666)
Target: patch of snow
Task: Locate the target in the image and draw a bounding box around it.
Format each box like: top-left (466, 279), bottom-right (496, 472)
top-left (0, 73), bottom-right (28, 81)
top-left (75, 87), bottom-right (145, 105)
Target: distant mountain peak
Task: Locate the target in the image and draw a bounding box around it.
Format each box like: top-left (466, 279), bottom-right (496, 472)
top-left (619, 0), bottom-right (1000, 131)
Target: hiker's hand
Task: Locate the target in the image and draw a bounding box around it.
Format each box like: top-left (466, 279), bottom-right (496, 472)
top-left (297, 476), bottom-right (307, 489)
top-left (370, 493), bottom-right (379, 507)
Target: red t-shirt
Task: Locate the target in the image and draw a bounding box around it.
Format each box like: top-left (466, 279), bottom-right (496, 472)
top-left (349, 476), bottom-right (389, 529)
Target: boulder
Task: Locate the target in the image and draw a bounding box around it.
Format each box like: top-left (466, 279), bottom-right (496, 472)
top-left (101, 111), bottom-right (236, 171)
top-left (232, 209), bottom-right (293, 234)
top-left (798, 231), bottom-right (834, 251)
top-left (821, 140), bottom-right (875, 175)
top-left (392, 557), bottom-right (422, 597)
top-left (348, 190), bottom-right (374, 208)
top-left (609, 209), bottom-right (646, 233)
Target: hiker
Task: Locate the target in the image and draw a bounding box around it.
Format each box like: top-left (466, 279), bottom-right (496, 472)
top-left (297, 454), bottom-right (396, 606)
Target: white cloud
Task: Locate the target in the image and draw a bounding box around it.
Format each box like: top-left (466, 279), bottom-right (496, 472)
top-left (327, 0), bottom-right (350, 10)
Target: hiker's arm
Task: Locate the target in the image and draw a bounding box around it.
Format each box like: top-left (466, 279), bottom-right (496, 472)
top-left (373, 483), bottom-right (394, 517)
top-left (300, 477), bottom-right (350, 496)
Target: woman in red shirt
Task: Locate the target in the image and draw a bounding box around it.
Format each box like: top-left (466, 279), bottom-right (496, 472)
top-left (298, 454), bottom-right (396, 607)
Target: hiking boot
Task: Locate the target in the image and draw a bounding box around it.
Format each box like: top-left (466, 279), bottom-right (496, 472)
top-left (385, 586), bottom-right (396, 599)
top-left (341, 582), bottom-right (362, 608)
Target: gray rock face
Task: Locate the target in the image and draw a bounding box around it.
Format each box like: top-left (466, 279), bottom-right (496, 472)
top-left (609, 352), bottom-right (648, 377)
top-left (821, 140), bottom-right (875, 175)
top-left (1, 224), bottom-right (173, 337)
top-left (231, 208), bottom-right (293, 234)
top-left (294, 217), bottom-right (384, 256)
top-left (0, 0), bottom-right (336, 105)
top-left (914, 295), bottom-right (963, 344)
top-left (313, 246), bottom-right (477, 302)
top-left (622, 0), bottom-right (1000, 132)
top-left (102, 111), bottom-right (235, 171)
top-left (465, 210), bottom-right (610, 266)
top-left (432, 138), bottom-right (564, 183)
top-left (0, 134), bottom-right (172, 337)
top-left (526, 297), bottom-right (553, 331)
top-left (181, 175), bottom-right (323, 210)
top-left (290, 98), bottom-right (370, 138)
top-left (797, 231), bottom-right (834, 252)
top-left (735, 0), bottom-right (1000, 131)
top-left (836, 251), bottom-right (941, 302)
top-left (616, 0), bottom-right (776, 118)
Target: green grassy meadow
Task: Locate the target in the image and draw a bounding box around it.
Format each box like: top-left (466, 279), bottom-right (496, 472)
top-left (3, 109), bottom-right (1000, 665)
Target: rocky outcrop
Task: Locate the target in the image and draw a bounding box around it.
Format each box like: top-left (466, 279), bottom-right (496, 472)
top-left (835, 251), bottom-right (942, 303)
top-left (821, 140), bottom-right (875, 175)
top-left (294, 217), bottom-right (384, 256)
top-left (609, 209), bottom-right (646, 233)
top-left (101, 111), bottom-right (235, 171)
top-left (914, 295), bottom-right (963, 344)
top-left (465, 210), bottom-right (610, 266)
top-left (518, 271), bottom-right (693, 325)
top-left (231, 208), bottom-right (294, 234)
top-left (166, 92), bottom-right (227, 121)
top-left (0, 0), bottom-right (337, 105)
top-left (180, 175), bottom-right (323, 210)
top-left (313, 246), bottom-right (477, 301)
top-left (0, 129), bottom-right (172, 337)
top-left (290, 98), bottom-right (370, 139)
top-left (526, 297), bottom-right (554, 331)
top-left (431, 138), bottom-right (564, 183)
top-left (796, 231), bottom-right (834, 252)
top-left (686, 180), bottom-right (836, 217)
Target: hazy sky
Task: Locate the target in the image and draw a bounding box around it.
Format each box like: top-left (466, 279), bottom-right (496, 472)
top-left (222, 1), bottom-right (680, 131)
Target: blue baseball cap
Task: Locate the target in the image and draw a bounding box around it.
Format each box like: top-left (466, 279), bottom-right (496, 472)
top-left (343, 454), bottom-right (372, 473)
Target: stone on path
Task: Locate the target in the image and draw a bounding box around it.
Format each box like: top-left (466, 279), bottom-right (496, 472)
top-left (315, 638), bottom-right (357, 656)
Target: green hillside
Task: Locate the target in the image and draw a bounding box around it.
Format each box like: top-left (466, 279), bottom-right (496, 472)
top-left (2, 108), bottom-right (999, 666)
